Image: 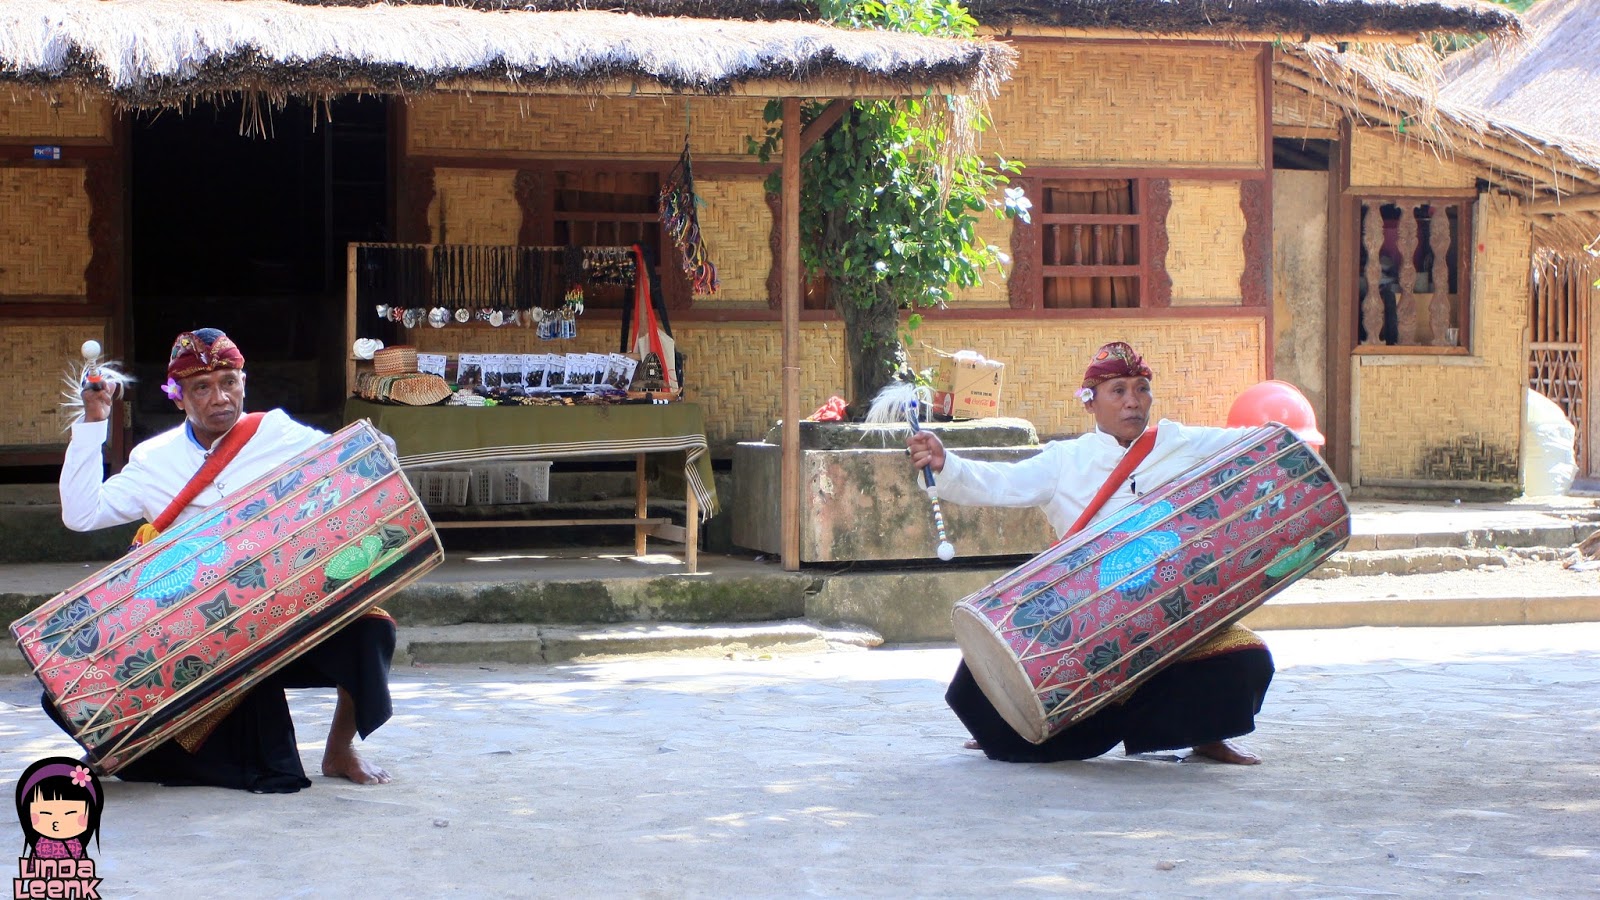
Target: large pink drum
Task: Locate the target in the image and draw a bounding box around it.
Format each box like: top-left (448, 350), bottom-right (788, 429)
top-left (951, 424), bottom-right (1349, 744)
top-left (11, 420), bottom-right (443, 773)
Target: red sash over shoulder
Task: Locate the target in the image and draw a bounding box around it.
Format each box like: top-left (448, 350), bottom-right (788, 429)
top-left (129, 413), bottom-right (266, 551)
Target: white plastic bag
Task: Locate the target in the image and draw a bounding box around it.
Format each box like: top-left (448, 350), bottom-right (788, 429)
top-left (1522, 388), bottom-right (1577, 497)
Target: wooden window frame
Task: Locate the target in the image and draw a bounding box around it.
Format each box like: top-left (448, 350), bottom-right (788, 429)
top-left (510, 163), bottom-right (691, 311)
top-left (1350, 191), bottom-right (1475, 356)
top-left (1007, 172), bottom-right (1175, 312)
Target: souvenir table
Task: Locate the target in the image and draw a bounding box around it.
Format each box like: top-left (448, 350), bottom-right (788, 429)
top-left (343, 399), bottom-right (716, 571)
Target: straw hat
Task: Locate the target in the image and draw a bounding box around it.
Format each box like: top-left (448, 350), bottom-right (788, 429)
top-left (358, 346), bottom-right (450, 406)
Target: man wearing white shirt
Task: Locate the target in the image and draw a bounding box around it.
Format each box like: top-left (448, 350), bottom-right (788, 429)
top-left (907, 342), bottom-right (1273, 765)
top-left (55, 328), bottom-right (396, 791)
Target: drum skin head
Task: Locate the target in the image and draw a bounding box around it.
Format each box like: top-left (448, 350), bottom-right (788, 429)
top-left (953, 606), bottom-right (1050, 744)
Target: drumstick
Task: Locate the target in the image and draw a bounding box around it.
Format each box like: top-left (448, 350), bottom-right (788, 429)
top-left (907, 400), bottom-right (956, 562)
top-left (81, 340), bottom-right (104, 392)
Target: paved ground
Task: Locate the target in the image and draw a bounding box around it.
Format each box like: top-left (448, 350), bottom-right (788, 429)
top-left (3, 623), bottom-right (1596, 898)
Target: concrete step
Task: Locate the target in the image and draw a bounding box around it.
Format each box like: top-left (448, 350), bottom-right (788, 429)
top-left (1307, 545), bottom-right (1563, 578)
top-left (1343, 521), bottom-right (1599, 552)
top-left (398, 620), bottom-right (883, 667)
top-left (0, 620), bottom-right (885, 676)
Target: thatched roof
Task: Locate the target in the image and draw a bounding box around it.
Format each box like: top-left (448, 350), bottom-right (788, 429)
top-left (1277, 44), bottom-right (1600, 254)
top-left (1442, 0), bottom-right (1599, 147)
top-left (962, 0), bottom-right (1519, 38)
top-left (237, 0), bottom-right (1523, 39)
top-left (0, 0), bottom-right (1014, 106)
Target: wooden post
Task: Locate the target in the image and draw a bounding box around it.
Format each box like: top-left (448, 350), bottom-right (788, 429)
top-left (635, 452), bottom-right (648, 557)
top-left (685, 478), bottom-right (699, 573)
top-left (345, 243), bottom-right (359, 400)
top-left (1325, 119), bottom-right (1356, 484)
top-left (781, 97), bottom-right (803, 571)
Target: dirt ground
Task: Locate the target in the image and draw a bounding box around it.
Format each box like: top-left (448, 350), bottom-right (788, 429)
top-left (3, 623), bottom-right (1597, 898)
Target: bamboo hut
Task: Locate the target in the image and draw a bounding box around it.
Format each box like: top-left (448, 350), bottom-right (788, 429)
top-left (1440, 0), bottom-right (1600, 480)
top-left (1, 0), bottom-right (1562, 567)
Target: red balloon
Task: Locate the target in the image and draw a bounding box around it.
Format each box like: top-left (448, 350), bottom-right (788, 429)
top-left (1228, 380), bottom-right (1325, 449)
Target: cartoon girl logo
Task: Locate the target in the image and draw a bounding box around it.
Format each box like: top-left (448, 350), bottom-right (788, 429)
top-left (15, 757), bottom-right (103, 861)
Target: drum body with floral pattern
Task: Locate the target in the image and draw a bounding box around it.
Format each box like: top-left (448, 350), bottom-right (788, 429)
top-left (952, 424), bottom-right (1349, 744)
top-left (10, 420), bottom-right (443, 773)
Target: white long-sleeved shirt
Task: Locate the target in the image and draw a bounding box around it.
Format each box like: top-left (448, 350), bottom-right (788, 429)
top-left (60, 410), bottom-right (326, 532)
top-left (937, 419), bottom-right (1255, 538)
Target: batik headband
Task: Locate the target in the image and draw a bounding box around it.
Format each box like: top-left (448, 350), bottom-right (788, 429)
top-left (1078, 341), bottom-right (1153, 400)
top-left (168, 328), bottom-right (246, 381)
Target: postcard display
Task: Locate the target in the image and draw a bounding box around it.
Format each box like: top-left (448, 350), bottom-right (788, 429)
top-left (434, 352), bottom-right (639, 396)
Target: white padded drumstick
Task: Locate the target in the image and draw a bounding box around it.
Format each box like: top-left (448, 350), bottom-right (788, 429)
top-left (908, 400), bottom-right (956, 562)
top-left (80, 340), bottom-right (105, 392)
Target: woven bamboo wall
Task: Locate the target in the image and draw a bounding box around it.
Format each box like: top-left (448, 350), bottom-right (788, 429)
top-left (404, 321), bottom-right (845, 448)
top-left (1355, 193), bottom-right (1527, 483)
top-left (988, 43), bottom-right (1261, 168)
top-left (1272, 84), bottom-right (1341, 132)
top-left (1350, 128), bottom-right (1478, 191)
top-left (680, 322), bottom-right (847, 444)
top-left (403, 316), bottom-right (1257, 447)
top-left (407, 94), bottom-right (767, 160)
top-left (908, 318), bottom-right (1265, 437)
top-left (0, 319), bottom-right (108, 445)
top-left (948, 211), bottom-right (1013, 306)
top-left (1166, 180), bottom-right (1245, 306)
top-left (691, 177), bottom-right (771, 304)
top-left (0, 90), bottom-right (108, 141)
top-left (429, 169), bottom-right (521, 245)
top-left (0, 168), bottom-right (92, 297)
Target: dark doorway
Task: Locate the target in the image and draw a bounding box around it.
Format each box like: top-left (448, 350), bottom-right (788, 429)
top-left (128, 96), bottom-right (389, 439)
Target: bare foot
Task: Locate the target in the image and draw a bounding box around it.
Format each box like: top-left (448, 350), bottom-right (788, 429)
top-left (322, 743), bottom-right (392, 784)
top-left (963, 739), bottom-right (982, 751)
top-left (321, 687), bottom-right (391, 784)
top-left (1189, 740), bottom-right (1261, 765)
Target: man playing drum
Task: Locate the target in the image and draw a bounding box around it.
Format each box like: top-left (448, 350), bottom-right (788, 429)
top-left (907, 341), bottom-right (1274, 765)
top-left (55, 328), bottom-right (397, 791)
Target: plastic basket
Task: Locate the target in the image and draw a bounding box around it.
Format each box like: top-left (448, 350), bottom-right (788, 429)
top-left (467, 461), bottom-right (552, 505)
top-left (412, 470), bottom-right (469, 507)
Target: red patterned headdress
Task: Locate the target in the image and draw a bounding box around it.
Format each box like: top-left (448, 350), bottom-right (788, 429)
top-left (1081, 341), bottom-right (1153, 392)
top-left (168, 328), bottom-right (245, 381)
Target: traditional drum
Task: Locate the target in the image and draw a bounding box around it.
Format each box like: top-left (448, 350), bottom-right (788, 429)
top-left (10, 420), bottom-right (443, 773)
top-left (951, 424), bottom-right (1349, 744)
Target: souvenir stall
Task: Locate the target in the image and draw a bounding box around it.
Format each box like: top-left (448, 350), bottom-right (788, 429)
top-left (343, 229), bottom-right (715, 570)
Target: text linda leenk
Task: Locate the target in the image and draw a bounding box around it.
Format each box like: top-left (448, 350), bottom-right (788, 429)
top-left (13, 858), bottom-right (102, 899)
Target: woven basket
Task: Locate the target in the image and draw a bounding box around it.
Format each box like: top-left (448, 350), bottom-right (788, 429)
top-left (388, 374), bottom-right (452, 406)
top-left (374, 346), bottom-right (418, 376)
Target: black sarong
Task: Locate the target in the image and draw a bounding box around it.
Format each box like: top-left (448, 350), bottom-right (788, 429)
top-left (43, 616), bottom-right (396, 793)
top-left (945, 646), bottom-right (1274, 763)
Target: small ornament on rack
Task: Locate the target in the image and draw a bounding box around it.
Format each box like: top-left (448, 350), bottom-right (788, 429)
top-left (660, 138), bottom-right (719, 295)
top-left (638, 353), bottom-right (666, 390)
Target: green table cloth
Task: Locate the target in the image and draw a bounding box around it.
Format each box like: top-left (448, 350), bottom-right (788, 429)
top-left (344, 399), bottom-right (717, 518)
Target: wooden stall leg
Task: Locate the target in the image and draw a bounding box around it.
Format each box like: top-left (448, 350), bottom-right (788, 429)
top-left (635, 453), bottom-right (648, 557)
top-left (685, 477), bottom-right (699, 573)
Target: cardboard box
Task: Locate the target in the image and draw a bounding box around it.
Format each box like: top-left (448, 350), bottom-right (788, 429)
top-left (932, 353), bottom-right (1005, 419)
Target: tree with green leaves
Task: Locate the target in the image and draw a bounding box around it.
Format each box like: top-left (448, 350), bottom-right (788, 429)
top-left (751, 0), bottom-right (1029, 415)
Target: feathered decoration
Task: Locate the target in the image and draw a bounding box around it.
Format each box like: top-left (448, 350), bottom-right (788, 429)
top-left (60, 359), bottom-right (133, 426)
top-left (659, 140), bottom-right (719, 296)
top-left (864, 381), bottom-right (933, 426)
